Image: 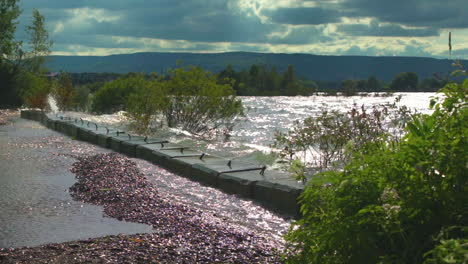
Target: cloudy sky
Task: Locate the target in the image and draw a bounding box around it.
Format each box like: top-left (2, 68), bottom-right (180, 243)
top-left (15, 0), bottom-right (468, 59)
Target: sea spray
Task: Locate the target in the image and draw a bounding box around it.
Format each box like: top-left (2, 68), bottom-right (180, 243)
top-left (47, 94), bottom-right (59, 113)
top-left (59, 93), bottom-right (435, 167)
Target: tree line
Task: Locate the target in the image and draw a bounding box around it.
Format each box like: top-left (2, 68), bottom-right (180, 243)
top-left (66, 67), bottom-right (445, 102)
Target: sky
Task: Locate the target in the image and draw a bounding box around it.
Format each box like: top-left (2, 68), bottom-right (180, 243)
top-left (15, 0), bottom-right (468, 59)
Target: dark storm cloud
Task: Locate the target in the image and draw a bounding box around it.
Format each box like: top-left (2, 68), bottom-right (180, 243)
top-left (15, 0), bottom-right (468, 58)
top-left (337, 20), bottom-right (440, 37)
top-left (109, 8), bottom-right (279, 43)
top-left (265, 7), bottom-right (342, 25)
top-left (341, 0), bottom-right (468, 28)
top-left (19, 0), bottom-right (284, 44)
top-left (19, 0), bottom-right (183, 10)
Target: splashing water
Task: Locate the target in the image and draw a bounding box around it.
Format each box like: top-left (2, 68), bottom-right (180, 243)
top-left (62, 93), bottom-right (436, 166)
top-left (47, 94), bottom-right (59, 113)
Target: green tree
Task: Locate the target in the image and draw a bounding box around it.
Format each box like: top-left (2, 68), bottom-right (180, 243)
top-left (125, 77), bottom-right (167, 134)
top-left (163, 65), bottom-right (244, 135)
top-left (342, 79), bottom-right (358, 96)
top-left (0, 58), bottom-right (22, 107)
top-left (419, 77), bottom-right (444, 92)
top-left (0, 0), bottom-right (21, 61)
top-left (18, 70), bottom-right (50, 110)
top-left (18, 8), bottom-right (53, 109)
top-left (0, 0), bottom-right (22, 107)
top-left (265, 66), bottom-right (281, 95)
top-left (53, 72), bottom-right (74, 111)
top-left (91, 74), bottom-right (145, 113)
top-left (391, 72), bottom-right (419, 91)
top-left (298, 80), bottom-right (318, 96)
top-left (24, 8), bottom-right (53, 74)
top-left (367, 75), bottom-right (381, 92)
top-left (72, 85), bottom-right (90, 111)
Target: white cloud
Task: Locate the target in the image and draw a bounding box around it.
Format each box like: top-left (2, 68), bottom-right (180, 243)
top-left (16, 0), bottom-right (467, 59)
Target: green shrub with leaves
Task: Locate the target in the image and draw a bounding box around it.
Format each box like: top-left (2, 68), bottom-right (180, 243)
top-left (72, 85), bottom-right (90, 111)
top-left (18, 70), bottom-right (51, 110)
top-left (125, 77), bottom-right (167, 134)
top-left (52, 71), bottom-right (74, 111)
top-left (162, 65), bottom-right (244, 136)
top-left (284, 71), bottom-right (467, 263)
top-left (274, 103), bottom-right (408, 172)
top-left (91, 73), bottom-right (146, 113)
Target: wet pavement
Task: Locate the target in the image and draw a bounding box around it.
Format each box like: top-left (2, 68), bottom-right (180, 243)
top-left (0, 111), bottom-right (288, 262)
top-left (0, 112), bottom-right (153, 248)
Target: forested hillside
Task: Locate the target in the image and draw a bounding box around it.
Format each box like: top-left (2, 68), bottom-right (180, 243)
top-left (47, 52), bottom-right (466, 82)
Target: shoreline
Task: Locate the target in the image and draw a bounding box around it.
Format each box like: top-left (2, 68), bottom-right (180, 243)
top-left (1, 151), bottom-right (282, 263)
top-left (0, 112), bottom-right (284, 263)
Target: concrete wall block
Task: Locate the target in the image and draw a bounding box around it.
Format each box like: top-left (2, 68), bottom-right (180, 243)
top-left (109, 138), bottom-right (122, 152)
top-left (62, 122), bottom-right (76, 137)
top-left (145, 142), bottom-right (184, 151)
top-left (191, 164), bottom-right (220, 187)
top-left (97, 134), bottom-right (112, 148)
top-left (107, 134), bottom-right (129, 152)
top-left (135, 145), bottom-right (155, 161)
top-left (20, 110), bottom-right (31, 119)
top-left (55, 120), bottom-right (68, 134)
top-left (162, 158), bottom-right (194, 179)
top-left (39, 112), bottom-right (48, 125)
top-left (26, 110), bottom-right (36, 121)
top-left (193, 159), bottom-right (264, 174)
top-left (77, 128), bottom-right (98, 145)
top-left (157, 148), bottom-right (201, 158)
top-left (68, 125), bottom-right (79, 139)
top-left (45, 118), bottom-right (57, 130)
top-left (253, 179), bottom-right (303, 217)
top-left (120, 141), bottom-right (140, 157)
top-left (149, 150), bottom-right (172, 167)
top-left (218, 172), bottom-right (262, 198)
top-left (18, 110), bottom-right (306, 217)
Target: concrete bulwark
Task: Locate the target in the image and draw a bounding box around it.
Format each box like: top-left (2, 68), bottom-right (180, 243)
top-left (20, 110), bottom-right (304, 217)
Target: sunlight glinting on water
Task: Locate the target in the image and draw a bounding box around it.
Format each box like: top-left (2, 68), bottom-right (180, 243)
top-left (64, 93), bottom-right (436, 165)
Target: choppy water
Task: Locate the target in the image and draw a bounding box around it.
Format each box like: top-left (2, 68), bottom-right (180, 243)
top-left (65, 93), bottom-right (435, 167)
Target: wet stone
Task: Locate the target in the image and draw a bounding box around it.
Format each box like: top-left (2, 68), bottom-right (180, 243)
top-left (135, 143), bottom-right (183, 164)
top-left (77, 127), bottom-right (99, 145)
top-left (254, 178), bottom-right (304, 217)
top-left (119, 136), bottom-right (150, 157)
top-left (54, 120), bottom-right (75, 136)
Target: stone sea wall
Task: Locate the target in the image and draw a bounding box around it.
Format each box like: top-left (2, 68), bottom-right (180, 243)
top-left (20, 110), bottom-right (304, 217)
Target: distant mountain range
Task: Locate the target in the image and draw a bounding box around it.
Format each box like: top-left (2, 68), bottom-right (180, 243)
top-left (46, 52), bottom-right (466, 82)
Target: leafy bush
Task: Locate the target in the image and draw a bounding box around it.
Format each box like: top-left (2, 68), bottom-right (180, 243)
top-left (72, 85), bottom-right (90, 111)
top-left (274, 103), bottom-right (409, 172)
top-left (284, 72), bottom-right (467, 263)
top-left (162, 66), bottom-right (244, 136)
top-left (122, 66), bottom-right (244, 136)
top-left (125, 77), bottom-right (167, 134)
top-left (91, 73), bottom-right (145, 113)
top-left (19, 71), bottom-right (51, 110)
top-left (52, 71), bottom-right (74, 111)
top-left (424, 236), bottom-right (468, 264)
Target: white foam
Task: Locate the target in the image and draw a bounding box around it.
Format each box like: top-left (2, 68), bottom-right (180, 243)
top-left (47, 95), bottom-right (59, 113)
